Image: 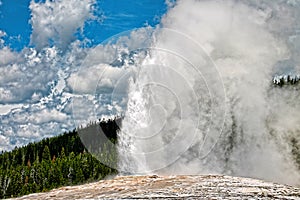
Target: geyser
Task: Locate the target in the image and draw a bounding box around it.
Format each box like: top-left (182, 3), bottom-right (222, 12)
top-left (116, 0), bottom-right (300, 185)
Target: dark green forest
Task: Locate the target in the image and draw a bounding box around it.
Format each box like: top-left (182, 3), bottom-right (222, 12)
top-left (0, 118), bottom-right (120, 199)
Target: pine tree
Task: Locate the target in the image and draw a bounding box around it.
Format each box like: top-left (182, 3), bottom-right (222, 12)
top-left (42, 145), bottom-right (51, 161)
top-left (60, 147), bottom-right (66, 159)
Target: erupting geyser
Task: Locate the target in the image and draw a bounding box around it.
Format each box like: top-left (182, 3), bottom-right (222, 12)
top-left (116, 0), bottom-right (300, 186)
top-left (75, 0), bottom-right (300, 186)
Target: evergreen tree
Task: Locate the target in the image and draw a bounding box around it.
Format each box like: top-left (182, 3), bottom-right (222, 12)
top-left (42, 145), bottom-right (51, 161)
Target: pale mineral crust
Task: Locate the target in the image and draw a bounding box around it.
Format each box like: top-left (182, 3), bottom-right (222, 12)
top-left (9, 175), bottom-right (300, 199)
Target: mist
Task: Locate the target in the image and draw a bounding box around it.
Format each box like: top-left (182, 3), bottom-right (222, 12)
top-left (116, 0), bottom-right (300, 185)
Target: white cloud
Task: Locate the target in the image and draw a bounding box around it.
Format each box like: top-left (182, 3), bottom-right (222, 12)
top-left (0, 88), bottom-right (17, 103)
top-left (0, 40), bottom-right (133, 151)
top-left (165, 0), bottom-right (176, 8)
top-left (0, 48), bottom-right (57, 103)
top-left (0, 30), bottom-right (6, 47)
top-left (0, 135), bottom-right (10, 152)
top-left (0, 90), bottom-right (75, 151)
top-left (0, 104), bottom-right (23, 115)
top-left (0, 30), bottom-right (6, 37)
top-left (29, 0), bottom-right (96, 50)
top-left (0, 36), bottom-right (96, 150)
top-left (0, 47), bottom-right (19, 65)
top-left (67, 63), bottom-right (131, 94)
top-left (0, 43), bottom-right (88, 104)
top-left (28, 108), bottom-right (68, 124)
top-left (66, 28), bottom-right (152, 96)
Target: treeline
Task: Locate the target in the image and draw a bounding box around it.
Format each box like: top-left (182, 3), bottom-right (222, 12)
top-left (273, 74), bottom-right (300, 86)
top-left (0, 118), bottom-right (120, 199)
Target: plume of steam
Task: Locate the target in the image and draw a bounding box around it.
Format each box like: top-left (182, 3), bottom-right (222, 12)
top-left (117, 0), bottom-right (300, 185)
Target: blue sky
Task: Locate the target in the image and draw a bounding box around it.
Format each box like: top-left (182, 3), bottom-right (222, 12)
top-left (0, 0), bottom-right (167, 51)
top-left (0, 0), bottom-right (168, 151)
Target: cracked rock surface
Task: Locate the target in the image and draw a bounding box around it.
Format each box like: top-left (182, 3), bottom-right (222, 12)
top-left (10, 175), bottom-right (300, 199)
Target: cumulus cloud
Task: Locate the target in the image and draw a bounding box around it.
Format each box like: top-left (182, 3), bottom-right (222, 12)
top-left (28, 108), bottom-right (68, 124)
top-left (0, 47), bottom-right (58, 104)
top-left (67, 63), bottom-right (131, 94)
top-left (0, 42), bottom-right (86, 151)
top-left (29, 0), bottom-right (96, 50)
top-left (0, 104), bottom-right (23, 115)
top-left (0, 41), bottom-right (91, 104)
top-left (0, 84), bottom-right (76, 151)
top-left (0, 47), bottom-right (20, 65)
top-left (0, 39), bottom-right (136, 151)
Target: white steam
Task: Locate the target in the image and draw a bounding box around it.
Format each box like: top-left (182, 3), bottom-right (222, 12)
top-left (117, 0), bottom-right (300, 185)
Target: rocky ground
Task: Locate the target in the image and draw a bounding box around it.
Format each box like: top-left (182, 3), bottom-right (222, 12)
top-left (10, 175), bottom-right (300, 199)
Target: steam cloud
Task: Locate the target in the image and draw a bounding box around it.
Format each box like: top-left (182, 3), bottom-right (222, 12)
top-left (117, 0), bottom-right (300, 185)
